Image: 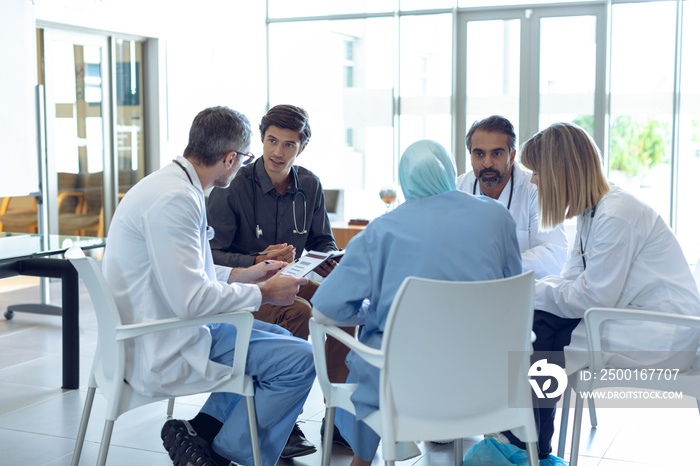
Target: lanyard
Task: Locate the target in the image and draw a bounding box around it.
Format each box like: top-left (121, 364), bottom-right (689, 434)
top-left (579, 205), bottom-right (597, 270)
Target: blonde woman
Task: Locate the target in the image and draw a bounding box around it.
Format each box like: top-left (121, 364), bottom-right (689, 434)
top-left (505, 122), bottom-right (700, 460)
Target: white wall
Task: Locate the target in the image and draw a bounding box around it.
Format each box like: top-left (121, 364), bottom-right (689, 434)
top-left (33, 0), bottom-right (268, 169)
top-left (0, 0), bottom-right (39, 197)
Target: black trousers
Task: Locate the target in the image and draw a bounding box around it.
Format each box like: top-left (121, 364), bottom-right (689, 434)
top-left (504, 310), bottom-right (581, 459)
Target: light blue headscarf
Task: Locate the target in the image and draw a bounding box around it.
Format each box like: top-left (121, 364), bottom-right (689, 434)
top-left (398, 139), bottom-right (457, 200)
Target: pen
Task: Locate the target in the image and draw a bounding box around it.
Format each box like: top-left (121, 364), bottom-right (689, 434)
top-left (263, 260), bottom-right (272, 264)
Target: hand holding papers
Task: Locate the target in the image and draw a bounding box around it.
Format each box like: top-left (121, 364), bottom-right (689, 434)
top-left (280, 250), bottom-right (345, 277)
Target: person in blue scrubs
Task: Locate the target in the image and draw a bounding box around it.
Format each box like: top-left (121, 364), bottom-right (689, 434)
top-left (311, 139), bottom-right (523, 466)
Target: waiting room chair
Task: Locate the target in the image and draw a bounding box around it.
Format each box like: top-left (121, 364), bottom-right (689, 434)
top-left (65, 246), bottom-right (261, 466)
top-left (59, 172), bottom-right (104, 237)
top-left (562, 307), bottom-right (700, 466)
top-left (0, 195), bottom-right (38, 233)
top-left (309, 271), bottom-right (539, 466)
top-left (558, 261), bottom-right (700, 459)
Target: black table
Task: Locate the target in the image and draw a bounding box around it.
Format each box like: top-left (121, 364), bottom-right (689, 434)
top-left (0, 233), bottom-right (106, 389)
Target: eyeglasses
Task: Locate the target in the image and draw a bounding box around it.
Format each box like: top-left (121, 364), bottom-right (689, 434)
top-left (234, 150), bottom-right (255, 166)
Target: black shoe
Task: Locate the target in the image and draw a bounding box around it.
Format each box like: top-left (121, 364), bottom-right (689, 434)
top-left (320, 418), bottom-right (352, 450)
top-left (280, 422), bottom-right (317, 458)
top-left (161, 419), bottom-right (219, 466)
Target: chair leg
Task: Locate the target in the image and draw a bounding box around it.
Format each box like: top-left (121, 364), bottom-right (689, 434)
top-left (245, 395), bottom-right (262, 466)
top-left (96, 419), bottom-right (115, 466)
top-left (557, 381), bottom-right (572, 457)
top-left (71, 386), bottom-right (96, 466)
top-left (454, 439), bottom-right (463, 466)
top-left (525, 442), bottom-right (540, 466)
top-left (322, 407), bottom-right (336, 466)
top-left (588, 397), bottom-right (598, 427)
top-left (167, 398), bottom-right (175, 419)
top-left (568, 392), bottom-right (585, 466)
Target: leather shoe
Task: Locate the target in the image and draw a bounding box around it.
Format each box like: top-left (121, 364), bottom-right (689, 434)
top-left (320, 418), bottom-right (352, 450)
top-left (280, 422), bottom-right (316, 458)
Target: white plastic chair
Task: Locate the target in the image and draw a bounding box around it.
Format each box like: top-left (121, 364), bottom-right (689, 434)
top-left (563, 307), bottom-right (700, 466)
top-left (558, 261), bottom-right (700, 459)
top-left (309, 271), bottom-right (539, 466)
top-left (65, 246), bottom-right (262, 466)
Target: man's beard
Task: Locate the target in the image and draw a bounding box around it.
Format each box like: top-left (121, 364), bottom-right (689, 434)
top-left (477, 167), bottom-right (508, 188)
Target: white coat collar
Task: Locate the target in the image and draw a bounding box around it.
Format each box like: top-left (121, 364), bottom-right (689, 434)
top-left (174, 156), bottom-right (204, 192)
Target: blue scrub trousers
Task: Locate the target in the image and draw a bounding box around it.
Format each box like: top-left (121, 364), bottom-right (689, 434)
top-left (200, 320), bottom-right (316, 466)
top-left (334, 371), bottom-right (381, 462)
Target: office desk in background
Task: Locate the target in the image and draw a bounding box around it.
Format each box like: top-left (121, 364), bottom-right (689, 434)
top-left (0, 232), bottom-right (106, 389)
top-left (332, 225), bottom-right (366, 249)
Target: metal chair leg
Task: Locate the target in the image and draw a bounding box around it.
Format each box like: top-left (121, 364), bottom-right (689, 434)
top-left (322, 407), bottom-right (336, 466)
top-left (245, 395), bottom-right (262, 466)
top-left (166, 397), bottom-right (175, 419)
top-left (588, 397), bottom-right (598, 427)
top-left (96, 419), bottom-right (115, 466)
top-left (454, 439), bottom-right (463, 466)
top-left (71, 386), bottom-right (96, 466)
top-left (525, 441), bottom-right (540, 465)
top-left (569, 392), bottom-right (585, 466)
top-left (557, 380), bottom-right (572, 457)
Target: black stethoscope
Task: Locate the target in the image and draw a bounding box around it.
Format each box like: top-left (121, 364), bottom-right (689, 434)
top-left (251, 159), bottom-right (308, 238)
top-left (579, 205), bottom-right (597, 270)
top-left (472, 167), bottom-right (515, 211)
top-left (173, 159), bottom-right (215, 240)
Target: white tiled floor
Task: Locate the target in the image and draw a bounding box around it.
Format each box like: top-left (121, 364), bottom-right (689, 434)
top-left (1, 276), bottom-right (699, 465)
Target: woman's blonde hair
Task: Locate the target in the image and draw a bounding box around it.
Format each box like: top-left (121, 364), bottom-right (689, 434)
top-left (520, 122), bottom-right (610, 229)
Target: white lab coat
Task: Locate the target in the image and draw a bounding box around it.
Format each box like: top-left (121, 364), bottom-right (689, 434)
top-left (457, 163), bottom-right (568, 278)
top-left (102, 156), bottom-right (262, 397)
top-left (535, 186), bottom-right (700, 373)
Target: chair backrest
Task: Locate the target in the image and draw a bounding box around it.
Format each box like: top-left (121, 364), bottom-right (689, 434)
top-left (65, 245), bottom-right (123, 383)
top-left (380, 271), bottom-right (535, 442)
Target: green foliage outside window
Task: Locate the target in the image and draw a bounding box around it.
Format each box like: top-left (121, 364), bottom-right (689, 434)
top-left (572, 115), bottom-right (669, 177)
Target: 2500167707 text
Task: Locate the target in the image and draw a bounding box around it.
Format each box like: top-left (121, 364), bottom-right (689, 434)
top-left (579, 368), bottom-right (680, 381)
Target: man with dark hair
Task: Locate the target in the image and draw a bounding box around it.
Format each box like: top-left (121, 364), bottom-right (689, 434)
top-left (207, 104), bottom-right (352, 457)
top-left (457, 115), bottom-right (568, 279)
top-left (103, 106), bottom-right (316, 466)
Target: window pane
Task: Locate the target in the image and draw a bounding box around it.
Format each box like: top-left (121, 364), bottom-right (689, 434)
top-left (539, 15), bottom-right (597, 132)
top-left (400, 0), bottom-right (453, 10)
top-left (460, 0), bottom-right (596, 6)
top-left (465, 19), bottom-right (521, 131)
top-left (608, 1), bottom-right (675, 223)
top-left (399, 14), bottom-right (453, 158)
top-left (114, 39), bottom-right (145, 195)
top-left (268, 0), bottom-right (393, 18)
top-left (268, 18), bottom-right (394, 221)
top-left (676, 0), bottom-right (700, 262)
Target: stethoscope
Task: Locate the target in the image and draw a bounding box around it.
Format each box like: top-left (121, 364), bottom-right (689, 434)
top-left (473, 166), bottom-right (515, 211)
top-left (251, 159), bottom-right (307, 238)
top-left (173, 159), bottom-right (215, 241)
top-left (579, 205), bottom-right (597, 270)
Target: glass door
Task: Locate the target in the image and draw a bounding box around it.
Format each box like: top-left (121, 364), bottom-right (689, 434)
top-left (42, 29), bottom-right (110, 237)
top-left (114, 39), bottom-right (146, 198)
top-left (455, 5), bottom-right (607, 171)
